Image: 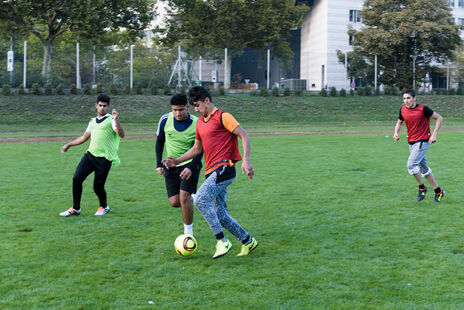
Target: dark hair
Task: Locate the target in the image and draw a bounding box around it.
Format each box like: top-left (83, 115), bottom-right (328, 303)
top-left (170, 93), bottom-right (188, 106)
top-left (188, 86), bottom-right (212, 105)
top-left (97, 93), bottom-right (110, 105)
top-left (402, 89), bottom-right (416, 98)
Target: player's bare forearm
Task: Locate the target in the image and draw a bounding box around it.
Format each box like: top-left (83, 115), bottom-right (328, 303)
top-left (112, 109), bottom-right (125, 138)
top-left (393, 120), bottom-right (402, 141)
top-left (429, 112), bottom-right (443, 143)
top-left (233, 125), bottom-right (254, 179)
top-left (61, 132), bottom-right (90, 152)
top-left (163, 139), bottom-right (202, 168)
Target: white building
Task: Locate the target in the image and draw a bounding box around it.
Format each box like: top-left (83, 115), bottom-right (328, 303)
top-left (300, 0), bottom-right (464, 91)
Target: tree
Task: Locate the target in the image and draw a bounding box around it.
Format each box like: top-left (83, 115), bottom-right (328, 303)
top-left (343, 0), bottom-right (461, 89)
top-left (0, 0), bottom-right (155, 83)
top-left (158, 0), bottom-right (309, 88)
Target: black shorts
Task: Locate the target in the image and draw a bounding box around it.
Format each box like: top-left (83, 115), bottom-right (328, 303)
top-left (164, 165), bottom-right (200, 198)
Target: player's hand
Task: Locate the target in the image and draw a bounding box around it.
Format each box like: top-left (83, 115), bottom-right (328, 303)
top-left (61, 144), bottom-right (69, 153)
top-left (429, 136), bottom-right (437, 144)
top-left (393, 134), bottom-right (400, 141)
top-left (180, 168), bottom-right (192, 180)
top-left (112, 109), bottom-right (119, 120)
top-left (156, 167), bottom-right (164, 175)
top-left (241, 160), bottom-right (254, 180)
top-left (162, 157), bottom-right (177, 169)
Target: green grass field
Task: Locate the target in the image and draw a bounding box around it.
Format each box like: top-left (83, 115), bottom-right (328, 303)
top-left (2, 94), bottom-right (464, 308)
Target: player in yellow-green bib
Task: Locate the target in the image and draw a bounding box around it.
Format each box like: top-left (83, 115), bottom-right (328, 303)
top-left (156, 93), bottom-right (202, 236)
top-left (59, 94), bottom-right (125, 217)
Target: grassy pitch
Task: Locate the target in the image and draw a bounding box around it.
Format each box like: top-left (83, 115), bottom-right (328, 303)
top-left (1, 131), bottom-right (464, 309)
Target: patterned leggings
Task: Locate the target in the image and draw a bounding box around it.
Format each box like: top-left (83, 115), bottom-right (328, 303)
top-left (193, 171), bottom-right (249, 242)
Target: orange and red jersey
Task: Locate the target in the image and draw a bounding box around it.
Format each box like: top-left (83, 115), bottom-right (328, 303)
top-left (399, 104), bottom-right (434, 144)
top-left (196, 108), bottom-right (242, 175)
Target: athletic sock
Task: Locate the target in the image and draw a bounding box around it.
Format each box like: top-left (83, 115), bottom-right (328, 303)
top-left (434, 187), bottom-right (442, 194)
top-left (184, 223), bottom-right (193, 235)
top-left (419, 184), bottom-right (426, 190)
top-left (215, 232), bottom-right (226, 242)
top-left (242, 235), bottom-right (251, 245)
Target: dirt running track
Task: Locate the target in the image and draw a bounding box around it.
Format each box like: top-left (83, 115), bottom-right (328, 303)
top-left (2, 128), bottom-right (464, 143)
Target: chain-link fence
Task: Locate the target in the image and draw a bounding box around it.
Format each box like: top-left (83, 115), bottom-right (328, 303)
top-left (0, 39), bottom-right (296, 91)
top-left (0, 40), bottom-right (180, 90)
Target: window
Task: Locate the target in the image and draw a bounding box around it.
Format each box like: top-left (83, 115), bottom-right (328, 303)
top-left (349, 10), bottom-right (362, 23)
top-left (458, 18), bottom-right (464, 25)
top-left (459, 0), bottom-right (464, 7)
top-left (349, 35), bottom-right (354, 45)
top-left (449, 0), bottom-right (455, 7)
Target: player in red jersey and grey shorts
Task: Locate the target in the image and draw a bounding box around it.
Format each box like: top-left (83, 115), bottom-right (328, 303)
top-left (393, 89), bottom-right (445, 202)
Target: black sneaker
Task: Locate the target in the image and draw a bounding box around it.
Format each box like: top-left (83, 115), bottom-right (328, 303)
top-left (417, 186), bottom-right (427, 202)
top-left (434, 189), bottom-right (445, 202)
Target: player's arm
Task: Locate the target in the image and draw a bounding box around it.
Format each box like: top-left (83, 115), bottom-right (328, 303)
top-left (163, 139), bottom-right (203, 169)
top-left (393, 119), bottom-right (403, 141)
top-left (155, 116), bottom-right (167, 175)
top-left (61, 131), bottom-right (91, 152)
top-left (112, 109), bottom-right (125, 138)
top-left (232, 125), bottom-right (254, 180)
top-left (181, 149), bottom-right (203, 180)
top-left (429, 112), bottom-right (443, 143)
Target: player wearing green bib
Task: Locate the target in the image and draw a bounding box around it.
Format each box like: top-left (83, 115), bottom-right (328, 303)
top-left (60, 94), bottom-right (125, 217)
top-left (156, 93), bottom-right (202, 235)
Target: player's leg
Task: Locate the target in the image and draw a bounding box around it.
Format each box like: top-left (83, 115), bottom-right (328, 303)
top-left (165, 167), bottom-right (181, 207)
top-left (418, 149), bottom-right (445, 202)
top-left (193, 172), bottom-right (232, 258)
top-left (178, 167), bottom-right (200, 234)
top-left (93, 155), bottom-right (112, 215)
top-left (407, 142), bottom-right (428, 201)
top-left (60, 152), bottom-right (94, 216)
top-left (213, 180), bottom-right (258, 256)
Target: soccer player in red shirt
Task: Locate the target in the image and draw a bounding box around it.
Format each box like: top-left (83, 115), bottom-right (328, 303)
top-left (393, 89), bottom-right (445, 202)
top-left (163, 86), bottom-right (258, 259)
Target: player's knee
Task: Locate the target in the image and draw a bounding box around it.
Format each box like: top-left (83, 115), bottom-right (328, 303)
top-left (421, 168), bottom-right (432, 177)
top-left (407, 163), bottom-right (420, 175)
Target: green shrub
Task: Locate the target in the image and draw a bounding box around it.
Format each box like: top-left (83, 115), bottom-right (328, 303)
top-left (83, 83), bottom-right (91, 95)
top-left (1, 84), bottom-right (11, 96)
top-left (448, 88), bottom-right (456, 95)
top-left (259, 88), bottom-right (268, 96)
top-left (364, 86), bottom-right (372, 96)
top-left (392, 87), bottom-right (399, 96)
top-left (340, 88), bottom-right (346, 97)
top-left (457, 87), bottom-right (464, 95)
top-left (17, 85), bottom-right (26, 95)
top-left (56, 84), bottom-right (64, 95)
top-left (330, 87), bottom-right (337, 97)
top-left (356, 86), bottom-right (364, 96)
top-left (283, 88), bottom-right (291, 97)
top-left (96, 83), bottom-right (103, 94)
top-left (272, 87), bottom-right (280, 97)
top-left (32, 83), bottom-right (41, 95)
top-left (442, 89), bottom-right (448, 95)
top-left (70, 84), bottom-right (77, 95)
top-left (135, 84), bottom-right (143, 95)
top-left (218, 86), bottom-right (225, 96)
top-left (123, 85), bottom-right (130, 94)
top-left (319, 88), bottom-right (327, 97)
top-left (295, 90), bottom-right (302, 96)
top-left (350, 89), bottom-right (355, 96)
top-left (44, 83), bottom-right (52, 95)
top-left (163, 85), bottom-right (171, 95)
top-left (151, 85), bottom-right (158, 95)
top-left (110, 84), bottom-right (118, 95)
top-left (250, 89), bottom-right (257, 96)
top-left (375, 87), bottom-right (381, 96)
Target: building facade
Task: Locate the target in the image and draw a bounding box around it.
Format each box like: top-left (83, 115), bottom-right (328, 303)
top-left (300, 0), bottom-right (464, 91)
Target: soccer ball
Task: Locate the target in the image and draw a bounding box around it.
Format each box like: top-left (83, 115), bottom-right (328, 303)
top-left (174, 234), bottom-right (197, 256)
